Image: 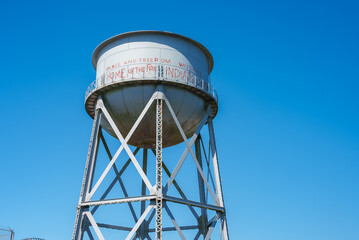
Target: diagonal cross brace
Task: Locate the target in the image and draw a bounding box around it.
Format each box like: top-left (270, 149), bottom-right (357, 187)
top-left (100, 132), bottom-right (139, 222)
top-left (125, 205), bottom-right (154, 240)
top-left (165, 107), bottom-right (211, 192)
top-left (85, 211), bottom-right (105, 240)
top-left (163, 96), bottom-right (218, 204)
top-left (153, 149), bottom-right (199, 220)
top-left (163, 203), bottom-right (186, 240)
top-left (204, 214), bottom-right (219, 240)
top-left (91, 149), bottom-right (139, 216)
top-left (88, 93), bottom-right (159, 199)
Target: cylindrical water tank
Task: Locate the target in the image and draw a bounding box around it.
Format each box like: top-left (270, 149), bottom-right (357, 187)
top-left (85, 31), bottom-right (218, 148)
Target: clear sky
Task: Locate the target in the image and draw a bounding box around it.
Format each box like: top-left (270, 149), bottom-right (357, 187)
top-left (0, 0), bottom-right (358, 239)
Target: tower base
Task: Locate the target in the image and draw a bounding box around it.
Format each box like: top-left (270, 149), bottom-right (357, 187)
top-left (72, 90), bottom-right (229, 240)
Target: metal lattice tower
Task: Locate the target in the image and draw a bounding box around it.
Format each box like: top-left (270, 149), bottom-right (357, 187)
top-left (72, 31), bottom-right (229, 240)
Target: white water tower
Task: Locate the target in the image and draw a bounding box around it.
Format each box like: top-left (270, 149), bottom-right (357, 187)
top-left (72, 31), bottom-right (229, 240)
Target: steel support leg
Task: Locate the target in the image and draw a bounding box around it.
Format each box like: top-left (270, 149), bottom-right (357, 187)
top-left (195, 137), bottom-right (209, 236)
top-left (208, 118), bottom-right (229, 240)
top-left (72, 109), bottom-right (102, 240)
top-left (139, 148), bottom-right (148, 240)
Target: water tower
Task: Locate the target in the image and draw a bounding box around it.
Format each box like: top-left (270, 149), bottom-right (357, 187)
top-left (72, 31), bottom-right (229, 240)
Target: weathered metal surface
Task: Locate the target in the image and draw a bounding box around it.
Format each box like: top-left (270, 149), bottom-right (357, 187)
top-left (86, 31), bottom-right (218, 148)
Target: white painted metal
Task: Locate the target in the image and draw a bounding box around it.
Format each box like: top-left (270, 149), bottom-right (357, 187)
top-left (208, 119), bottom-right (229, 240)
top-left (81, 195), bottom-right (156, 207)
top-left (98, 98), bottom-right (154, 192)
top-left (165, 108), bottom-right (211, 191)
top-left (204, 214), bottom-right (219, 240)
top-left (86, 31), bottom-right (218, 148)
top-left (100, 132), bottom-right (139, 221)
top-left (125, 205), bottom-right (154, 240)
top-left (91, 148), bottom-right (140, 216)
top-left (163, 95), bottom-right (218, 204)
top-left (85, 212), bottom-right (105, 240)
top-left (93, 32), bottom-right (211, 82)
top-left (73, 31), bottom-right (229, 240)
top-left (163, 203), bottom-right (186, 240)
top-left (160, 158), bottom-right (200, 220)
top-left (73, 108), bottom-right (102, 240)
top-left (73, 92), bottom-right (229, 239)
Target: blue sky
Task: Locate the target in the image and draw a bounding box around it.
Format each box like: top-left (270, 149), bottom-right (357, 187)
top-left (0, 0), bottom-right (358, 239)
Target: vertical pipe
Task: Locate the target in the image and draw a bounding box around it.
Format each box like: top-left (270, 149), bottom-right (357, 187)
top-left (155, 98), bottom-right (163, 240)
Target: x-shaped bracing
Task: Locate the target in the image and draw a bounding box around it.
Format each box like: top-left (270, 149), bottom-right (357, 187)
top-left (73, 90), bottom-right (229, 240)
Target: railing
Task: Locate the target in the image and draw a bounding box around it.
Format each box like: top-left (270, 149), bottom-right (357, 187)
top-left (85, 63), bottom-right (218, 102)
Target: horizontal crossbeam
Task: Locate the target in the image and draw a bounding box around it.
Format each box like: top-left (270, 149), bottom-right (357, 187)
top-left (163, 195), bottom-right (225, 212)
top-left (148, 225), bottom-right (199, 232)
top-left (81, 195), bottom-right (156, 207)
top-left (97, 223), bottom-right (198, 232)
top-left (97, 223), bottom-right (133, 231)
